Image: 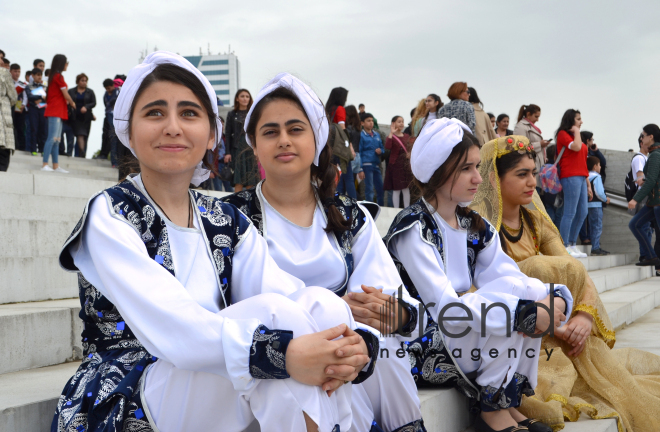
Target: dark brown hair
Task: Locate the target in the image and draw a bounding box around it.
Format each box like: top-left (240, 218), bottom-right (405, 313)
top-left (412, 131), bottom-right (485, 231)
top-left (345, 105), bottom-right (361, 131)
top-left (233, 89), bottom-right (253, 111)
top-left (245, 87), bottom-right (350, 234)
top-left (495, 150), bottom-right (538, 253)
top-left (76, 73), bottom-right (88, 85)
top-left (587, 156), bottom-right (601, 171)
top-left (517, 104), bottom-right (541, 123)
top-left (447, 82), bottom-right (468, 101)
top-left (125, 63), bottom-right (218, 178)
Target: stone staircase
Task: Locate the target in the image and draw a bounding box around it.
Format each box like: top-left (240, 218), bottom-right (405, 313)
top-left (1, 152), bottom-right (657, 432)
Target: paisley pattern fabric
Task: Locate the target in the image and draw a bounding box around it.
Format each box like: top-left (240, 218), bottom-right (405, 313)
top-left (480, 372), bottom-right (534, 412)
top-left (392, 419), bottom-right (427, 432)
top-left (52, 179), bottom-right (288, 432)
top-left (385, 200), bottom-right (536, 411)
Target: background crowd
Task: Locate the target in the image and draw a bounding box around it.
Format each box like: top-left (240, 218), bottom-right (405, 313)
top-left (1, 49), bottom-right (658, 274)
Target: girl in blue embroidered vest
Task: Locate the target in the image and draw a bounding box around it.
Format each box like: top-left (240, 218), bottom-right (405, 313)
top-left (51, 52), bottom-right (374, 432)
top-left (221, 73), bottom-right (425, 432)
top-left (384, 118), bottom-right (573, 432)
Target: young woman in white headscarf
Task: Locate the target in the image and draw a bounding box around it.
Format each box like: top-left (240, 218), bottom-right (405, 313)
top-left (50, 53), bottom-right (377, 432)
top-left (221, 73), bottom-right (426, 432)
top-left (383, 118), bottom-right (574, 432)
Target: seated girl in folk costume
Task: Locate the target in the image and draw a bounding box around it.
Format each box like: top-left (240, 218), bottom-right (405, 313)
top-left (221, 73), bottom-right (425, 432)
top-left (51, 52), bottom-right (377, 432)
top-left (471, 135), bottom-right (660, 432)
top-left (384, 118), bottom-right (573, 432)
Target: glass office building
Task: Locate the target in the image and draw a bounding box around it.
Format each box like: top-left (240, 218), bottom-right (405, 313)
top-left (183, 53), bottom-right (240, 106)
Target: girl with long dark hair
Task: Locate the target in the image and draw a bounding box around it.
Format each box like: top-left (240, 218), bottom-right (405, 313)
top-left (468, 87), bottom-right (497, 145)
top-left (225, 88), bottom-right (258, 191)
top-left (554, 109), bottom-right (592, 257)
top-left (43, 54), bottom-right (76, 171)
top-left (222, 73), bottom-right (425, 431)
top-left (50, 53), bottom-right (373, 432)
top-left (385, 119), bottom-right (571, 432)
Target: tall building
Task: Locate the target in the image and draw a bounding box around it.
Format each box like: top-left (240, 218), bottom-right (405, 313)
top-left (183, 53), bottom-right (240, 106)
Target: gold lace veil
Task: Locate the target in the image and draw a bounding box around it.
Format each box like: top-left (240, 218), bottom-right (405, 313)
top-left (471, 136), bottom-right (556, 231)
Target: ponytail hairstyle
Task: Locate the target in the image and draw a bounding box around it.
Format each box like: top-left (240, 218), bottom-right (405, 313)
top-left (642, 123), bottom-right (660, 145)
top-left (411, 131), bottom-right (485, 231)
top-left (245, 87), bottom-right (350, 234)
top-left (517, 104), bottom-right (541, 123)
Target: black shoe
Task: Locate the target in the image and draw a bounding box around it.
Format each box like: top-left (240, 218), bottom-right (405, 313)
top-left (636, 257), bottom-right (660, 267)
top-left (591, 248), bottom-right (607, 256)
top-left (518, 419), bottom-right (552, 432)
top-left (474, 415), bottom-right (528, 432)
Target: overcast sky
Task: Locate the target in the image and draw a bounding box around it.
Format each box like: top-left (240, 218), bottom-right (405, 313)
top-left (3, 0), bottom-right (659, 156)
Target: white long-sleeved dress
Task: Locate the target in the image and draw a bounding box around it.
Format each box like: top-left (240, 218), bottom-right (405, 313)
top-left (387, 200), bottom-right (573, 411)
top-left (57, 174), bottom-right (364, 432)
top-left (222, 182), bottom-right (424, 431)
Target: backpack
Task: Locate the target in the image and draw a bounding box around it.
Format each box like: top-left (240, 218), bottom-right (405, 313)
top-left (540, 146), bottom-right (566, 194)
top-left (625, 153), bottom-right (645, 202)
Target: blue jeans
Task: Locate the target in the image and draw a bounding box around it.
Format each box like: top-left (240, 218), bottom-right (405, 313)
top-left (629, 206), bottom-right (660, 259)
top-left (61, 122), bottom-right (75, 156)
top-left (588, 207), bottom-right (603, 250)
top-left (212, 164), bottom-right (234, 192)
top-left (362, 164), bottom-right (383, 205)
top-left (559, 176), bottom-right (588, 246)
top-left (27, 107), bottom-right (47, 153)
top-left (336, 162), bottom-right (356, 199)
top-left (44, 117), bottom-right (62, 164)
top-left (579, 218), bottom-right (589, 242)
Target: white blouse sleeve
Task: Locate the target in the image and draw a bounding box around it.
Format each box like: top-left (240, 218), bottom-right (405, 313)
top-left (390, 222), bottom-right (527, 337)
top-left (473, 232), bottom-right (573, 325)
top-left (349, 205), bottom-right (423, 329)
top-left (69, 195), bottom-right (298, 390)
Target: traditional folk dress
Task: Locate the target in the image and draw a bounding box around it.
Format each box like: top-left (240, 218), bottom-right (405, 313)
top-left (51, 175), bottom-right (378, 432)
top-left (384, 198), bottom-right (574, 413)
top-left (222, 182), bottom-right (426, 432)
top-left (472, 136), bottom-right (660, 432)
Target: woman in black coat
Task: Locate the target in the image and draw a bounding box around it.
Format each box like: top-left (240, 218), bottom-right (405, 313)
top-left (68, 73), bottom-right (96, 157)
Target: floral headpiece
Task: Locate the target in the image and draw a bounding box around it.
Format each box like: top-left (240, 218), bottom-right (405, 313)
top-left (498, 136), bottom-right (534, 156)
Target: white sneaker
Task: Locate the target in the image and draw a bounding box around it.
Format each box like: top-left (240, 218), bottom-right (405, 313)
top-left (41, 165), bottom-right (54, 172)
top-left (54, 167), bottom-right (69, 174)
top-left (568, 245), bottom-right (587, 258)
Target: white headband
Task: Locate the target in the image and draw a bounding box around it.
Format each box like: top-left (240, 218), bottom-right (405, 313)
top-left (245, 73), bottom-right (328, 166)
top-left (410, 118), bottom-right (472, 183)
top-left (113, 51), bottom-right (222, 186)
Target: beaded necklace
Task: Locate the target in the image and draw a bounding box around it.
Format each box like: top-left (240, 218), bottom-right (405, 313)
top-left (501, 208), bottom-right (540, 254)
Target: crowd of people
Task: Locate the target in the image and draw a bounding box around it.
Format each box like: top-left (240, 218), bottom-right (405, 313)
top-left (3, 49), bottom-right (660, 432)
top-left (0, 50), bottom-right (130, 173)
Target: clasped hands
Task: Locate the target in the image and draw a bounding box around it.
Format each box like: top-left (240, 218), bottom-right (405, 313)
top-left (343, 284), bottom-right (409, 335)
top-left (522, 295), bottom-right (593, 357)
top-left (285, 323), bottom-right (369, 397)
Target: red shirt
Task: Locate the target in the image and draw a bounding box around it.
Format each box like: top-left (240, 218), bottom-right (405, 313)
top-left (556, 130), bottom-right (588, 178)
top-left (44, 73), bottom-right (68, 119)
top-left (332, 106), bottom-right (346, 124)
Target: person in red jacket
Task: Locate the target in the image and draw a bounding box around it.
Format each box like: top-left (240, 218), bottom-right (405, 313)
top-left (42, 54), bottom-right (75, 172)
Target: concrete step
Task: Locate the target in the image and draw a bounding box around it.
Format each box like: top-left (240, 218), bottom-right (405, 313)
top-left (0, 219), bottom-right (79, 257)
top-left (0, 257), bottom-right (77, 304)
top-left (12, 150), bottom-right (112, 168)
top-left (8, 159), bottom-right (117, 175)
top-left (419, 388), bottom-right (473, 432)
top-left (613, 305), bottom-right (660, 356)
top-left (589, 264), bottom-right (654, 294)
top-left (0, 299), bottom-right (82, 375)
top-left (0, 361), bottom-right (80, 432)
top-left (601, 278), bottom-right (660, 329)
top-left (461, 416), bottom-right (618, 432)
top-left (0, 172), bottom-right (116, 199)
top-left (575, 253), bottom-right (637, 272)
top-left (7, 167), bottom-right (118, 182)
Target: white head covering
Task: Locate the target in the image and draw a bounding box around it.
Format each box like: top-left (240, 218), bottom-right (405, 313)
top-left (244, 73), bottom-right (328, 166)
top-left (113, 51), bottom-right (222, 186)
top-left (410, 117), bottom-right (472, 183)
